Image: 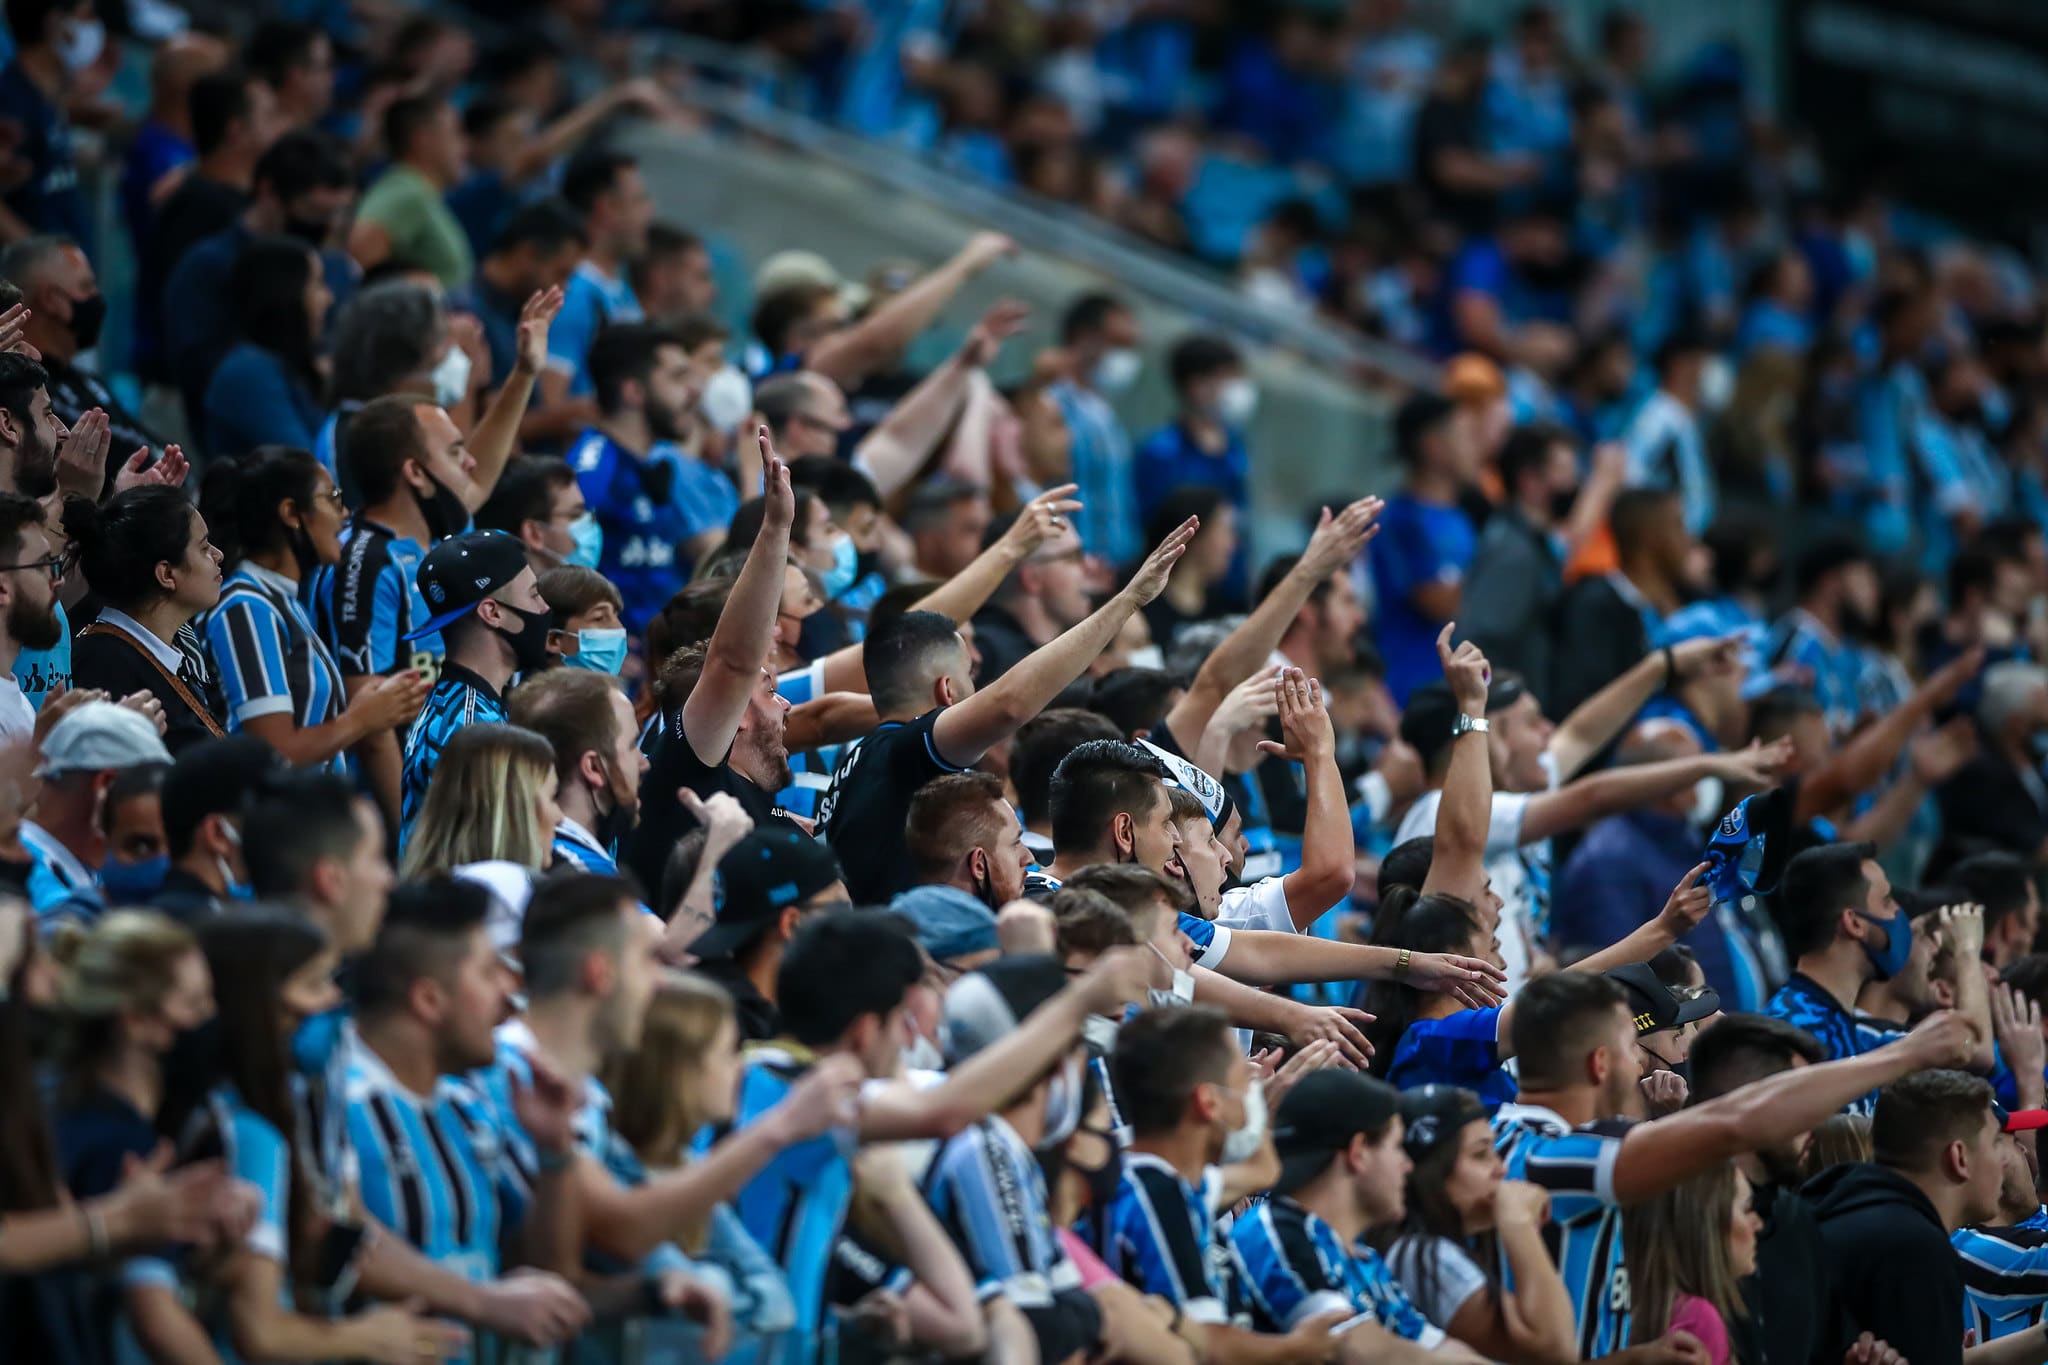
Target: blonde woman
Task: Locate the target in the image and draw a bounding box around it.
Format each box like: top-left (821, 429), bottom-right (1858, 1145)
top-left (49, 911), bottom-right (219, 1364)
top-left (1622, 1160), bottom-right (1763, 1365)
top-left (398, 722), bottom-right (562, 879)
top-left (604, 976), bottom-right (797, 1349)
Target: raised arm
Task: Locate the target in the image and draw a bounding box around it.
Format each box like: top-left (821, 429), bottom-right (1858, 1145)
top-left (1609, 1010), bottom-right (1974, 1204)
top-left (513, 79), bottom-right (676, 180)
top-left (681, 434), bottom-right (793, 763)
top-left (1798, 648), bottom-right (1983, 822)
top-left (909, 483), bottom-right (1082, 630)
top-left (853, 302), bottom-right (1026, 497)
top-left (1206, 928), bottom-right (1503, 1007)
top-left (1256, 671), bottom-right (1354, 926)
top-left (1938, 905), bottom-right (1998, 1074)
top-left (1423, 625), bottom-right (1495, 904)
top-left (1164, 497), bottom-right (1382, 748)
top-left (929, 517), bottom-right (1198, 766)
top-left (807, 233), bottom-right (1015, 391)
top-left (1518, 740), bottom-right (1792, 845)
top-left (461, 287), bottom-right (562, 510)
top-left (859, 948), bottom-right (1151, 1142)
top-left (1548, 633), bottom-right (1741, 781)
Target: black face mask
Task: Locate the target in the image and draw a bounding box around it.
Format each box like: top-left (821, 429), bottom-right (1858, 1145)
top-left (417, 474), bottom-right (470, 542)
top-left (1548, 485), bottom-right (1580, 523)
top-left (67, 293), bottom-right (106, 351)
top-left (633, 455), bottom-right (675, 506)
top-left (494, 602), bottom-right (554, 674)
top-left (590, 759), bottom-right (638, 852)
top-left (794, 607), bottom-right (843, 661)
top-left (1070, 1144), bottom-right (1123, 1250)
top-left (284, 216), bottom-right (332, 248)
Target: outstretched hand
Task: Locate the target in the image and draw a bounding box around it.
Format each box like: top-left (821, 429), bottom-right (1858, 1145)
top-left (1121, 516), bottom-right (1200, 607)
top-left (759, 428), bottom-right (795, 534)
top-left (513, 285), bottom-right (566, 378)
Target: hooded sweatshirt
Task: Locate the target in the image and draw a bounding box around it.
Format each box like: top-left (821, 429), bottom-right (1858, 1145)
top-left (1807, 1162), bottom-right (1963, 1365)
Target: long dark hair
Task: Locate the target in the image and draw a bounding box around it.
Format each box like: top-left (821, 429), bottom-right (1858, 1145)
top-left (64, 486), bottom-right (200, 613)
top-left (228, 235), bottom-right (324, 398)
top-left (194, 909), bottom-right (328, 1278)
top-left (0, 911), bottom-right (59, 1212)
top-left (198, 444), bottom-right (325, 572)
top-left (1372, 1111), bottom-right (1503, 1319)
top-left (1362, 889), bottom-right (1486, 1072)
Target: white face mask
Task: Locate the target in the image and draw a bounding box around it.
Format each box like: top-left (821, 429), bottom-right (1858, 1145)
top-left (1219, 1076), bottom-right (1267, 1163)
top-left (431, 344), bottom-right (472, 408)
top-left (1690, 776), bottom-right (1725, 831)
top-left (901, 1026), bottom-right (945, 1075)
top-left (1215, 376), bottom-right (1259, 427)
top-left (1147, 942), bottom-right (1195, 1009)
top-left (1081, 1012), bottom-right (1121, 1057)
top-left (1038, 1057), bottom-right (1084, 1151)
top-left (1124, 644), bottom-right (1165, 671)
top-left (57, 17), bottom-right (105, 74)
top-left (698, 363), bottom-right (753, 435)
top-left (1697, 354), bottom-right (1735, 412)
top-left (1092, 347), bottom-right (1142, 395)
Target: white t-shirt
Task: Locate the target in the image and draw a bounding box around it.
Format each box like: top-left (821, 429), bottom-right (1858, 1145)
top-left (1217, 875), bottom-right (1296, 934)
top-left (1393, 758), bottom-right (1557, 993)
top-left (0, 677), bottom-right (32, 743)
top-left (1385, 1234), bottom-right (1490, 1329)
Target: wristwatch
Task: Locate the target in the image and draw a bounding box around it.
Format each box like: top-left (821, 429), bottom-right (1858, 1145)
top-left (1450, 713), bottom-right (1490, 739)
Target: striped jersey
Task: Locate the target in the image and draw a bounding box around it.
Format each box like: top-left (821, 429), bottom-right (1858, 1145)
top-left (926, 1114), bottom-right (1084, 1310)
top-left (325, 516), bottom-right (443, 680)
top-left (289, 1006), bottom-right (361, 1223)
top-left (400, 664), bottom-right (508, 838)
top-left (1095, 1152), bottom-right (1236, 1324)
top-left (1491, 1102), bottom-right (1630, 1358)
top-left (1955, 1223), bottom-right (2048, 1343)
top-left (345, 1037), bottom-right (525, 1295)
top-left (1762, 973), bottom-right (1907, 1116)
top-left (772, 660), bottom-right (840, 822)
top-left (204, 563), bottom-right (347, 771)
top-left (1231, 1196), bottom-right (1445, 1343)
top-left (723, 1045), bottom-right (856, 1356)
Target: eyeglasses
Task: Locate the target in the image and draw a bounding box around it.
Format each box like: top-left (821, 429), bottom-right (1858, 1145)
top-left (317, 486), bottom-right (346, 510)
top-left (0, 553), bottom-right (64, 583)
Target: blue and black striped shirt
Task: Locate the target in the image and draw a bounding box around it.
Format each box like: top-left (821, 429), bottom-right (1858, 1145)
top-left (205, 563), bottom-right (348, 770)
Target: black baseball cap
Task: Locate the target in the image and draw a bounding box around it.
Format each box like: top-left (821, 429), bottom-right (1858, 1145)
top-left (943, 954), bottom-right (1069, 1064)
top-left (1608, 962), bottom-right (1720, 1036)
top-left (1397, 1084), bottom-right (1488, 1161)
top-left (1272, 1070), bottom-right (1403, 1196)
top-left (692, 828), bottom-right (845, 960)
top-left (405, 530), bottom-right (533, 641)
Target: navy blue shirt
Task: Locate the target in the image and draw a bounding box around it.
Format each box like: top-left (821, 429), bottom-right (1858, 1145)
top-left (1763, 972), bottom-right (1907, 1116)
top-left (0, 62), bottom-right (86, 245)
top-left (204, 343), bottom-right (323, 457)
top-left (1133, 419), bottom-right (1250, 597)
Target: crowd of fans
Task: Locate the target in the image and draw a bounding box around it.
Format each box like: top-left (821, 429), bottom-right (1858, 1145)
top-left (2, 1), bottom-right (2048, 1364)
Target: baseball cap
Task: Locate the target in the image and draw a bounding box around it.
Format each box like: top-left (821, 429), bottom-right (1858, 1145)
top-left (1608, 962), bottom-right (1720, 1036)
top-left (943, 953), bottom-right (1069, 1065)
top-left (890, 884), bottom-right (1000, 963)
top-left (1272, 1069), bottom-right (1403, 1196)
top-left (1998, 1104), bottom-right (2048, 1133)
top-left (754, 249), bottom-right (870, 312)
top-left (692, 828), bottom-right (844, 960)
top-left (1140, 737), bottom-right (1233, 830)
top-left (405, 531), bottom-right (533, 642)
top-left (1398, 1084), bottom-right (1489, 1161)
top-left (34, 701), bottom-right (172, 777)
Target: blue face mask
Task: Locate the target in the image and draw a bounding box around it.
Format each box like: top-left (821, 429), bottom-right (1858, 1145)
top-left (1856, 907), bottom-right (1914, 981)
top-left (290, 1006), bottom-right (346, 1075)
top-left (565, 627), bottom-right (628, 676)
top-left (99, 854), bottom-right (167, 904)
top-left (564, 514), bottom-right (603, 569)
top-left (820, 531), bottom-right (858, 600)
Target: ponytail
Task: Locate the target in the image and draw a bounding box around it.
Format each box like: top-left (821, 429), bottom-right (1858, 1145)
top-left (1361, 892), bottom-right (1486, 1073)
top-left (197, 445), bottom-right (324, 573)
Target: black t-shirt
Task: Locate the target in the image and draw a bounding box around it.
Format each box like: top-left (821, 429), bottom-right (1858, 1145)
top-left (969, 603), bottom-right (1034, 686)
top-left (1745, 1180), bottom-right (1840, 1365)
top-left (819, 709), bottom-right (968, 904)
top-left (1412, 93), bottom-right (1493, 234)
top-left (626, 711), bottom-right (805, 897)
top-left (1935, 754), bottom-right (2048, 871)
